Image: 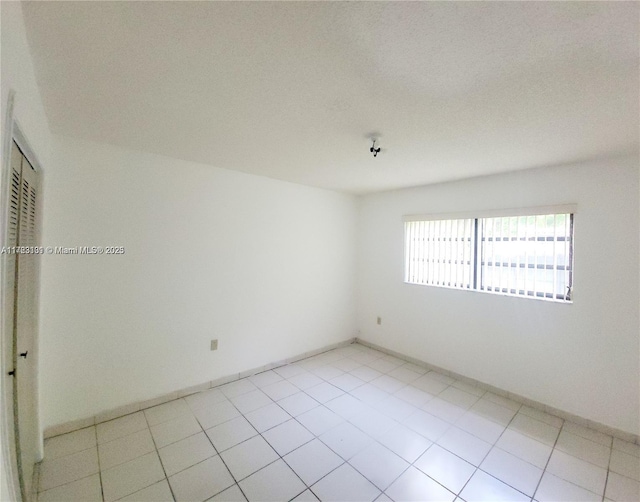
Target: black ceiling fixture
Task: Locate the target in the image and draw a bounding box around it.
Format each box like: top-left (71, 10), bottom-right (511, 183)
top-left (370, 139), bottom-right (381, 158)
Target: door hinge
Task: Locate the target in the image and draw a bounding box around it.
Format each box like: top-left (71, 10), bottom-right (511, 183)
top-left (8, 369), bottom-right (15, 376)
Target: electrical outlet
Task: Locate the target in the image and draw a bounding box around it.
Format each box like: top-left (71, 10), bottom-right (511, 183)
top-left (210, 339), bottom-right (218, 351)
top-left (376, 317), bottom-right (382, 325)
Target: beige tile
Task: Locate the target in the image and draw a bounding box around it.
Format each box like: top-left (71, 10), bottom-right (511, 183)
top-left (450, 379), bottom-right (485, 397)
top-left (192, 400), bottom-right (240, 429)
top-left (480, 447), bottom-right (543, 496)
top-left (210, 374), bottom-right (239, 388)
top-left (349, 443), bottom-right (409, 491)
top-left (101, 452), bottom-right (165, 502)
top-left (438, 386), bottom-right (480, 409)
top-left (218, 379), bottom-right (258, 399)
top-left (206, 416), bottom-right (259, 452)
top-left (144, 399), bottom-right (191, 426)
top-left (378, 425), bottom-right (431, 464)
top-left (37, 473), bottom-right (102, 502)
top-left (39, 447), bottom-right (99, 492)
top-left (139, 392), bottom-right (180, 411)
top-left (284, 439), bottom-right (342, 486)
top-left (424, 371), bottom-right (455, 385)
top-left (221, 435), bottom-right (279, 481)
top-left (401, 362), bottom-right (429, 375)
top-left (534, 471), bottom-right (600, 502)
top-left (613, 437), bottom-right (640, 458)
top-left (184, 388), bottom-right (227, 411)
top-left (610, 449), bottom-right (640, 481)
top-left (414, 444), bottom-right (475, 494)
top-left (95, 402), bottom-right (141, 425)
top-left (97, 412), bottom-right (148, 444)
top-left (239, 459), bottom-right (306, 501)
top-left (519, 405), bottom-right (563, 428)
top-left (509, 413), bottom-right (560, 446)
top-left (230, 389), bottom-right (273, 414)
top-left (483, 392), bottom-right (521, 411)
top-left (563, 421), bottom-right (612, 447)
top-left (98, 428), bottom-right (155, 470)
top-left (249, 370), bottom-right (284, 388)
top-left (244, 402), bottom-right (291, 432)
top-left (459, 469), bottom-right (528, 502)
top-left (311, 463), bottom-right (381, 502)
top-left (119, 479), bottom-right (174, 502)
top-left (546, 449), bottom-right (607, 495)
top-left (422, 398), bottom-right (467, 424)
top-left (44, 427), bottom-right (96, 460)
top-left (150, 413), bottom-right (202, 448)
top-left (178, 381), bottom-right (211, 398)
top-left (555, 430), bottom-right (611, 468)
top-left (455, 411), bottom-right (505, 444)
top-left (44, 417), bottom-right (96, 439)
top-left (158, 431), bottom-right (216, 476)
top-left (168, 456), bottom-right (234, 502)
top-left (605, 472), bottom-right (640, 502)
top-left (262, 419), bottom-right (313, 456)
top-left (239, 366), bottom-right (265, 379)
top-left (469, 398), bottom-right (517, 426)
top-left (210, 484), bottom-right (247, 501)
top-left (495, 428), bottom-right (552, 469)
top-left (436, 427), bottom-right (491, 466)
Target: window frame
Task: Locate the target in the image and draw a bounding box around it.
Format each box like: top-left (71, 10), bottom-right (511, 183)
top-left (403, 205), bottom-right (576, 303)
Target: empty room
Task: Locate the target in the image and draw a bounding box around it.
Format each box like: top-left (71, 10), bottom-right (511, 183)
top-left (1, 1), bottom-right (638, 502)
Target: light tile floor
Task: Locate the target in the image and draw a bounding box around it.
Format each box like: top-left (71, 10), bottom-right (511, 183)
top-left (38, 343), bottom-right (640, 502)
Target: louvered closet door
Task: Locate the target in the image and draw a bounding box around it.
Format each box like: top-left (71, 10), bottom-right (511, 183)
top-left (3, 143), bottom-right (22, 498)
top-left (16, 149), bottom-right (39, 500)
top-left (6, 140), bottom-right (40, 501)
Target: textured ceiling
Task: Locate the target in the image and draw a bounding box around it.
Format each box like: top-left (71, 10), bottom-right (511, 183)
top-left (21, 1), bottom-right (639, 194)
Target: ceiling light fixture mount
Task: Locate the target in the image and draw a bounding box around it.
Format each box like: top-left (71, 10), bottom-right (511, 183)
top-left (370, 139), bottom-right (381, 158)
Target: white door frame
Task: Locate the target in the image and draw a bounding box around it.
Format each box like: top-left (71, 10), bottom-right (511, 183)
top-left (1, 89), bottom-right (44, 502)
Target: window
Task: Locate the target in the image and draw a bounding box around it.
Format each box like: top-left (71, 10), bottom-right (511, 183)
top-left (404, 207), bottom-right (574, 302)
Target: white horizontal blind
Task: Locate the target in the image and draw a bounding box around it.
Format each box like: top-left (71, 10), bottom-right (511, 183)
top-left (480, 213), bottom-right (573, 301)
top-left (404, 218), bottom-right (474, 289)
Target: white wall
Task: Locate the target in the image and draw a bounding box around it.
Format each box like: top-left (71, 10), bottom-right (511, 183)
top-left (357, 156), bottom-right (639, 435)
top-left (0, 3), bottom-right (52, 163)
top-left (39, 135), bottom-right (357, 429)
top-left (1, 2), bottom-right (53, 500)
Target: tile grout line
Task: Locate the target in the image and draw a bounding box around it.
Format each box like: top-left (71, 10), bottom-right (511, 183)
top-left (185, 394), bottom-right (253, 500)
top-left (142, 408), bottom-right (177, 502)
top-left (348, 360), bottom-right (506, 499)
top-left (214, 380), bottom-right (325, 498)
top-left (396, 389), bottom-right (498, 501)
top-left (221, 387), bottom-right (313, 501)
top-left (36, 471), bottom-right (101, 499)
top-left (453, 400), bottom-right (524, 500)
top-left (292, 354), bottom-right (499, 500)
top-left (37, 348), bottom-right (401, 500)
top-left (94, 426), bottom-right (106, 502)
top-left (530, 416), bottom-right (565, 502)
top-left (293, 358), bottom-right (455, 499)
top-left (42, 345), bottom-right (629, 502)
top-left (242, 359), bottom-right (384, 498)
top-left (600, 432), bottom-right (614, 502)
top-left (168, 360), bottom-right (615, 501)
top-left (199, 411), bottom-right (251, 502)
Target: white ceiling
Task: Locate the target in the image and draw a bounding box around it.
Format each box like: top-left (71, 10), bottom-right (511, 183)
top-left (22, 1), bottom-right (639, 194)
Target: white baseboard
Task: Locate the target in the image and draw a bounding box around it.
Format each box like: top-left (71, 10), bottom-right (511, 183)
top-left (43, 337), bottom-right (356, 439)
top-left (356, 337), bottom-right (640, 445)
